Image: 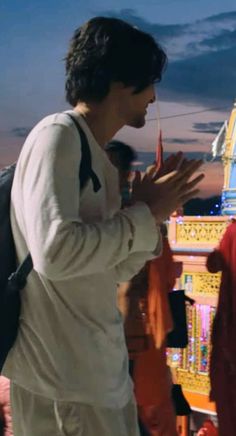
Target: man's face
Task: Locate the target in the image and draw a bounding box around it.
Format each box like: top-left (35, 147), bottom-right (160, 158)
top-left (120, 84), bottom-right (156, 128)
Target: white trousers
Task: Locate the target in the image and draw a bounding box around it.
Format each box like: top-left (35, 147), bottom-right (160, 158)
top-left (11, 383), bottom-right (140, 436)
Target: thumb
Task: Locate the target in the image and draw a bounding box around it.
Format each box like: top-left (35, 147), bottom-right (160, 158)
top-left (155, 169), bottom-right (178, 184)
top-left (145, 164), bottom-right (156, 180)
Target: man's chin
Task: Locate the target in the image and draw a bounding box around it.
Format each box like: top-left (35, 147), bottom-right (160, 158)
top-left (128, 117), bottom-right (146, 128)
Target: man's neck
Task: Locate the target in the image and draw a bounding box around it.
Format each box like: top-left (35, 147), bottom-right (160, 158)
top-left (73, 101), bottom-right (123, 148)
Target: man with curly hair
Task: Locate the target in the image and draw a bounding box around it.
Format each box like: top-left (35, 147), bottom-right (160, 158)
top-left (3, 17), bottom-right (203, 435)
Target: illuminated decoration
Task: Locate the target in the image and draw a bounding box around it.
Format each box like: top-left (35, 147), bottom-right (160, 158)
top-left (167, 212), bottom-right (234, 434)
top-left (175, 371), bottom-right (210, 395)
top-left (168, 304), bottom-right (216, 393)
top-left (167, 105), bottom-right (236, 430)
top-left (176, 220), bottom-right (228, 244)
top-left (221, 102), bottom-right (236, 215)
top-left (182, 272), bottom-right (221, 297)
top-left (168, 216), bottom-right (228, 250)
top-left (168, 216), bottom-right (228, 405)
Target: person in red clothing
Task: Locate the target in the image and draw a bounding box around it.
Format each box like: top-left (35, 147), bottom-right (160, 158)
top-left (106, 141), bottom-right (177, 435)
top-left (197, 419), bottom-right (218, 436)
top-left (206, 219), bottom-right (236, 436)
top-left (131, 228), bottom-right (179, 436)
top-left (0, 376), bottom-right (13, 436)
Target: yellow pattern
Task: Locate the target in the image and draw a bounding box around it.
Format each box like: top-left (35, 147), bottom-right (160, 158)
top-left (176, 370), bottom-right (210, 395)
top-left (176, 221), bottom-right (228, 244)
top-left (182, 271), bottom-right (221, 297)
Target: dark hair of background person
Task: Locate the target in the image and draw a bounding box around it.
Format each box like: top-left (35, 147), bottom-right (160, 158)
top-left (65, 16), bottom-right (167, 106)
top-left (105, 140), bottom-right (137, 172)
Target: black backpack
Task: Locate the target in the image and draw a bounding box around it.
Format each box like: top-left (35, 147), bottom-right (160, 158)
top-left (0, 113), bottom-right (101, 371)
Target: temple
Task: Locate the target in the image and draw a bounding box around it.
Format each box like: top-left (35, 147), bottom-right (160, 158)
top-left (168, 102), bottom-right (236, 434)
top-left (221, 102), bottom-right (236, 215)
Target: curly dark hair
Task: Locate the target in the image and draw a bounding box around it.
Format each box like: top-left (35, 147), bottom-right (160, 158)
top-left (65, 17), bottom-right (167, 106)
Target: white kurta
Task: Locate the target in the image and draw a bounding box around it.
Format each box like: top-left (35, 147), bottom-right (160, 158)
top-left (3, 111), bottom-right (161, 408)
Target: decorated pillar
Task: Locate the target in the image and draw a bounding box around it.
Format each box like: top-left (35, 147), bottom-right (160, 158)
top-left (221, 102), bottom-right (236, 215)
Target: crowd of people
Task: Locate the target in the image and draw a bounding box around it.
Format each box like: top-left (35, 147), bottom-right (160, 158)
top-left (0, 14), bottom-right (234, 436)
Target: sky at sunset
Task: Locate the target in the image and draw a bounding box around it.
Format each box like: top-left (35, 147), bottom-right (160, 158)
top-left (1, 0), bottom-right (236, 197)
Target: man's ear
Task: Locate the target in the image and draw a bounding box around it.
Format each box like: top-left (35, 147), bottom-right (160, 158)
top-left (110, 82), bottom-right (135, 94)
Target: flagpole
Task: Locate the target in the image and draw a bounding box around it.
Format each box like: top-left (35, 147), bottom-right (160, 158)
top-left (155, 90), bottom-right (162, 165)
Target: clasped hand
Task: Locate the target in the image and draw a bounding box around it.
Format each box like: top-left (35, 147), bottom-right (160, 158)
top-left (131, 152), bottom-right (205, 223)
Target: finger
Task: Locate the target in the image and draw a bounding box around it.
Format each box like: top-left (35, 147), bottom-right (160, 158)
top-left (154, 169), bottom-right (178, 185)
top-left (185, 173), bottom-right (205, 190)
top-left (154, 160), bottom-right (203, 186)
top-left (163, 153), bottom-right (181, 169)
top-left (166, 151), bottom-right (183, 163)
top-left (177, 157), bottom-right (188, 171)
top-left (178, 173), bottom-right (205, 192)
top-left (175, 160), bottom-right (203, 181)
top-left (185, 159), bottom-right (203, 174)
top-left (143, 164), bottom-right (157, 181)
top-left (179, 189), bottom-right (200, 204)
top-left (173, 153), bottom-right (184, 170)
top-left (153, 152), bottom-right (184, 181)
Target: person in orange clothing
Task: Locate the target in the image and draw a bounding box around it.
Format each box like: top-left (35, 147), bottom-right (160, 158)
top-left (107, 140), bottom-right (188, 435)
top-left (106, 140), bottom-right (176, 435)
top-left (131, 227), bottom-right (179, 436)
top-left (206, 219), bottom-right (236, 436)
top-left (118, 222), bottom-right (182, 436)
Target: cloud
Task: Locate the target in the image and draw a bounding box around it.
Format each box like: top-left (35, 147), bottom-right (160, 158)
top-left (133, 151), bottom-right (223, 198)
top-left (165, 138), bottom-right (200, 144)
top-left (104, 9), bottom-right (236, 107)
top-left (159, 46), bottom-right (236, 106)
top-left (198, 29), bottom-right (236, 51)
top-left (104, 9), bottom-right (236, 58)
top-left (10, 127), bottom-right (31, 138)
top-left (133, 150), bottom-right (214, 171)
top-left (192, 121), bottom-right (224, 134)
top-left (207, 11), bottom-right (236, 23)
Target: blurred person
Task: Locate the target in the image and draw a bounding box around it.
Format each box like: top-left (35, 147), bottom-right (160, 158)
top-left (123, 225), bottom-right (179, 436)
top-left (107, 141), bottom-right (175, 435)
top-left (105, 140), bottom-right (137, 207)
top-left (112, 143), bottom-right (191, 435)
top-left (197, 419), bottom-right (219, 436)
top-left (105, 140), bottom-right (137, 191)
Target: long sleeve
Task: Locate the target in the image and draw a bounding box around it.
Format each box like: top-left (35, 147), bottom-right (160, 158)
top-left (115, 229), bottom-right (162, 283)
top-left (15, 122), bottom-right (159, 281)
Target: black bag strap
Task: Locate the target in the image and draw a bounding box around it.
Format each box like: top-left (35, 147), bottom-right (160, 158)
top-left (66, 112), bottom-right (101, 193)
top-left (8, 253), bottom-right (33, 290)
top-left (10, 112), bottom-right (101, 287)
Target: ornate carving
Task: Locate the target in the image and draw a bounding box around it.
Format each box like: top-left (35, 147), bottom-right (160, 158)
top-left (176, 221), bottom-right (227, 244)
top-left (168, 305), bottom-right (216, 395)
top-left (182, 272), bottom-right (221, 296)
top-left (176, 370), bottom-right (210, 394)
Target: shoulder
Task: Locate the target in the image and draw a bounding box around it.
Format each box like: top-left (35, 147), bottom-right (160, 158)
top-left (28, 112), bottom-right (83, 155)
top-left (16, 113), bottom-right (84, 173)
top-left (34, 112), bottom-right (79, 138)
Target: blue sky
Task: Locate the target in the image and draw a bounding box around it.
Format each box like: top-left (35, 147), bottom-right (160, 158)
top-left (0, 0), bottom-right (236, 196)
